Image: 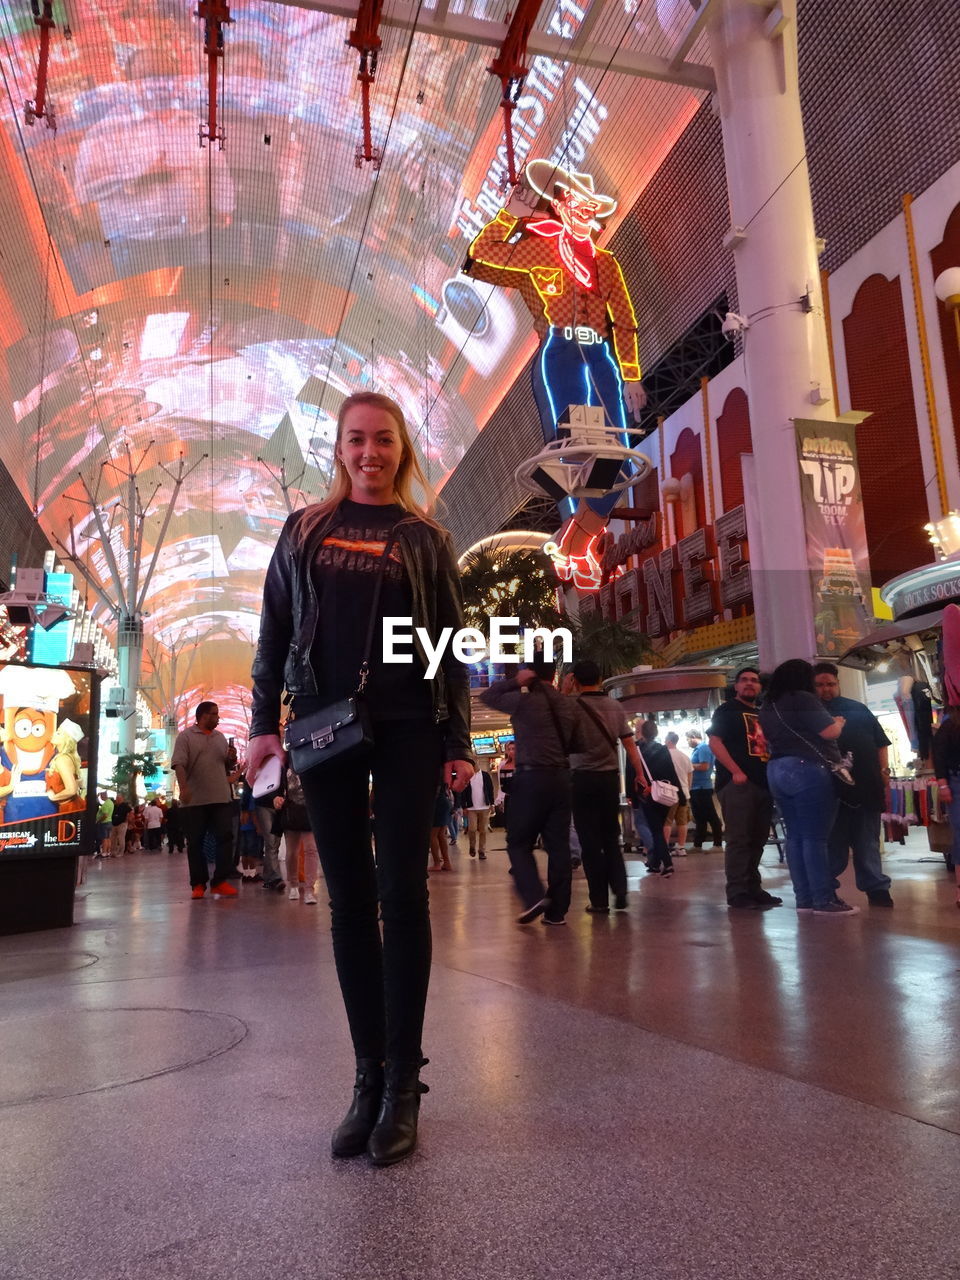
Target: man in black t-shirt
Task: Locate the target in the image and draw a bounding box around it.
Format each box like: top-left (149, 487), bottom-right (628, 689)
top-left (813, 663), bottom-right (894, 907)
top-left (707, 667), bottom-right (780, 910)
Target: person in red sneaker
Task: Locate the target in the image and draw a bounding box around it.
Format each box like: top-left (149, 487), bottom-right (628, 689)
top-left (172, 702), bottom-right (241, 898)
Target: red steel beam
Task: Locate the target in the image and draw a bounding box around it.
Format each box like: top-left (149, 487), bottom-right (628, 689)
top-left (197, 0), bottom-right (233, 148)
top-left (25, 0), bottom-right (57, 129)
top-left (487, 0), bottom-right (543, 187)
top-left (347, 0), bottom-right (385, 168)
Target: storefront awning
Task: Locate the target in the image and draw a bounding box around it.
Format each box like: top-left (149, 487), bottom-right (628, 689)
top-left (837, 608), bottom-right (944, 665)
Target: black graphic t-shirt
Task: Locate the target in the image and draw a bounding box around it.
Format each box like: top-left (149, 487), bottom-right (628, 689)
top-left (708, 698), bottom-right (770, 791)
top-left (309, 500), bottom-right (431, 722)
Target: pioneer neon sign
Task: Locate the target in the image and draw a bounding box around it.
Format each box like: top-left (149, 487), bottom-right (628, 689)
top-left (567, 505), bottom-right (752, 637)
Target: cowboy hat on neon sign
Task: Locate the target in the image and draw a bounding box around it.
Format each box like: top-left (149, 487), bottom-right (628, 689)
top-left (524, 160), bottom-right (618, 238)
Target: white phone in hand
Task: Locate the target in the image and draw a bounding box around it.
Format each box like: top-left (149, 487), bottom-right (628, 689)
top-left (251, 754), bottom-right (283, 799)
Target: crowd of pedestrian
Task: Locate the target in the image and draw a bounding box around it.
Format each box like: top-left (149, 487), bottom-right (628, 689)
top-left (470, 656), bottom-right (909, 926)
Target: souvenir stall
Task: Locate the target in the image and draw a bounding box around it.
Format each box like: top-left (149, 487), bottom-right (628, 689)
top-left (839, 547), bottom-right (960, 868)
top-left (603, 666), bottom-right (733, 851)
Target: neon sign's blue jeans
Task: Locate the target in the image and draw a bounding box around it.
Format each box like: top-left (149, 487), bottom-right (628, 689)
top-left (530, 327), bottom-right (632, 518)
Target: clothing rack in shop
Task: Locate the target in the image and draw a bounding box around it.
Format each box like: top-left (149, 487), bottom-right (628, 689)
top-left (882, 776), bottom-right (946, 844)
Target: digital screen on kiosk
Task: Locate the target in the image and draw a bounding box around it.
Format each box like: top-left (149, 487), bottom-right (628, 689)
top-left (0, 662), bottom-right (95, 859)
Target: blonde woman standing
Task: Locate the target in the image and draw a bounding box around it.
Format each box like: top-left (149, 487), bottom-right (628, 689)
top-left (247, 392), bottom-right (474, 1167)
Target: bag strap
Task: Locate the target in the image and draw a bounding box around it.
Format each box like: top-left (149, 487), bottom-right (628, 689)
top-left (356, 525), bottom-right (401, 696)
top-left (772, 699), bottom-right (835, 768)
top-left (577, 695), bottom-right (619, 753)
top-left (636, 744), bottom-right (655, 786)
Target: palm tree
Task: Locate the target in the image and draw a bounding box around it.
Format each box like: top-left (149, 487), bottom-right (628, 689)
top-left (110, 751), bottom-right (160, 805)
top-left (459, 547), bottom-right (562, 631)
top-left (565, 610), bottom-right (652, 681)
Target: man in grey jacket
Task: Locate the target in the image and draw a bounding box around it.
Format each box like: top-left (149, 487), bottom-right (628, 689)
top-left (480, 658), bottom-right (584, 926)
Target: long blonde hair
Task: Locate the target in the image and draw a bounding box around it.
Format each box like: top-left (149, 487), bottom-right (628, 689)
top-left (296, 392), bottom-right (442, 544)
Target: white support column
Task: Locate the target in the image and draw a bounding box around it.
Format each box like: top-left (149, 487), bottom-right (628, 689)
top-left (707, 0), bottom-right (836, 666)
top-left (116, 615), bottom-right (144, 760)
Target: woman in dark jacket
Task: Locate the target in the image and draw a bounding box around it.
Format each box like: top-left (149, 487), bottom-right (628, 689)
top-left (758, 659), bottom-right (848, 915)
top-left (247, 391), bottom-right (475, 1167)
top-left (636, 719), bottom-right (683, 876)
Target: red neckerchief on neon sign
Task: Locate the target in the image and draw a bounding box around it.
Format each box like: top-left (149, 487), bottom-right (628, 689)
top-left (526, 219), bottom-right (597, 290)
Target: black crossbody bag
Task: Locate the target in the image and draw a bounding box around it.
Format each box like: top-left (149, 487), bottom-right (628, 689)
top-left (283, 528), bottom-right (398, 775)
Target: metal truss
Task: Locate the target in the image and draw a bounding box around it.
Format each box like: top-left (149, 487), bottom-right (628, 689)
top-left (495, 493), bottom-right (561, 537)
top-left (266, 0), bottom-right (716, 92)
top-left (635, 297), bottom-right (736, 437)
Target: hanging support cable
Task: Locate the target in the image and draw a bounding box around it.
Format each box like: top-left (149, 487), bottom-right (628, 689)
top-left (347, 0), bottom-right (385, 169)
top-left (197, 0), bottom-right (233, 149)
top-left (487, 0), bottom-right (542, 189)
top-left (24, 0), bottom-right (58, 130)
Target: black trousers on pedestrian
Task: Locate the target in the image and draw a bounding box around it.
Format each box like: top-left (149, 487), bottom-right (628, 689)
top-left (690, 789), bottom-right (723, 846)
top-left (572, 769), bottom-right (626, 907)
top-left (506, 768), bottom-right (572, 919)
top-left (641, 797), bottom-right (672, 870)
top-left (299, 717), bottom-right (443, 1064)
top-left (181, 802), bottom-right (235, 888)
top-left (718, 780), bottom-right (774, 902)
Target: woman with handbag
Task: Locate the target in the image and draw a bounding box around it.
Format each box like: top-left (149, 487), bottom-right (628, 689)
top-left (758, 659), bottom-right (853, 916)
top-left (636, 719), bottom-right (682, 877)
top-left (246, 391), bottom-right (475, 1167)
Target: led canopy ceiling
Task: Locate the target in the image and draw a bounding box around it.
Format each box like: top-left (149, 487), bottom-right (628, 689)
top-left (0, 0), bottom-right (711, 731)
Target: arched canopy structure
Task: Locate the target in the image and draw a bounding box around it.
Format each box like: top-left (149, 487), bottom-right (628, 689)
top-left (0, 0), bottom-right (715, 731)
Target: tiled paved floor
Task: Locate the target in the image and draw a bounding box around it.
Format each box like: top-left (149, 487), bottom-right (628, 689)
top-left (1, 832), bottom-right (957, 1279)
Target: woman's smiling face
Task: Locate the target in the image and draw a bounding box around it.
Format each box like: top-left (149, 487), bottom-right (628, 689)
top-left (336, 404), bottom-right (404, 505)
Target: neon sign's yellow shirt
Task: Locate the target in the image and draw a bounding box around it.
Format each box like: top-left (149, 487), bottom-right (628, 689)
top-left (467, 208), bottom-right (641, 382)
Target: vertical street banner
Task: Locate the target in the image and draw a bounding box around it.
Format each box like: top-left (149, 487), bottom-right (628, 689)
top-left (795, 420), bottom-right (872, 657)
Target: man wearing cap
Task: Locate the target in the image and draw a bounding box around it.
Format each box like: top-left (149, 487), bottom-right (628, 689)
top-left (466, 159), bottom-right (645, 454)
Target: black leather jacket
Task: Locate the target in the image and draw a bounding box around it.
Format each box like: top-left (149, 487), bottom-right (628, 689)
top-left (250, 505), bottom-right (473, 763)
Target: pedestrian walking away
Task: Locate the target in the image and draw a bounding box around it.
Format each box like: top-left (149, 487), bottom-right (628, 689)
top-left (481, 655), bottom-right (585, 926)
top-left (567, 660), bottom-right (647, 913)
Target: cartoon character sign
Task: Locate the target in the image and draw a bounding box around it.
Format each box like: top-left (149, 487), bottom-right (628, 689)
top-left (0, 667), bottom-right (79, 823)
top-left (465, 159), bottom-right (645, 455)
top-left (465, 159), bottom-right (647, 583)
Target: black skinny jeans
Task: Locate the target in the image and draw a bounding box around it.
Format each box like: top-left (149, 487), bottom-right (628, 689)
top-left (689, 789), bottom-right (723, 846)
top-left (506, 768), bottom-right (572, 918)
top-left (640, 797), bottom-right (672, 870)
top-left (299, 717), bottom-right (444, 1064)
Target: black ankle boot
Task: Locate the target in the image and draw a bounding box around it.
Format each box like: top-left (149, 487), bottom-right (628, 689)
top-left (366, 1058), bottom-right (429, 1167)
top-left (331, 1058), bottom-right (384, 1158)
